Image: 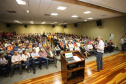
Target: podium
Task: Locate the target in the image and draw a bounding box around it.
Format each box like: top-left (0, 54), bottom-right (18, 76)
top-left (61, 50), bottom-right (85, 84)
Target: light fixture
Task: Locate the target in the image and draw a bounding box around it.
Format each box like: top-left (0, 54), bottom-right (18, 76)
top-left (30, 21), bottom-right (34, 24)
top-left (72, 15), bottom-right (78, 17)
top-left (54, 22), bottom-right (57, 23)
top-left (26, 10), bottom-right (29, 13)
top-left (57, 6), bottom-right (67, 10)
top-left (14, 20), bottom-right (22, 24)
top-left (88, 18), bottom-right (93, 19)
top-left (84, 20), bottom-right (87, 21)
top-left (84, 11), bottom-right (91, 14)
top-left (41, 22), bottom-right (46, 24)
top-left (51, 13), bottom-right (58, 16)
top-left (16, 0), bottom-right (27, 5)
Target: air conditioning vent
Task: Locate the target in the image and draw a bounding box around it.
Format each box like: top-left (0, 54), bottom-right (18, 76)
top-left (7, 11), bottom-right (16, 13)
top-left (44, 14), bottom-right (50, 16)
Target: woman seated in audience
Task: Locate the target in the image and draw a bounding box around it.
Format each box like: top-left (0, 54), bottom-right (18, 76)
top-left (29, 43), bottom-right (33, 48)
top-left (69, 42), bottom-right (74, 51)
top-left (0, 53), bottom-right (9, 77)
top-left (22, 50), bottom-right (30, 72)
top-left (60, 41), bottom-right (64, 50)
top-left (55, 45), bottom-right (61, 56)
top-left (80, 44), bottom-right (89, 58)
top-left (46, 44), bottom-right (51, 51)
top-left (75, 44), bottom-right (80, 51)
top-left (64, 43), bottom-right (69, 51)
top-left (7, 45), bottom-right (13, 51)
top-left (22, 43), bottom-right (26, 49)
top-left (18, 41), bottom-right (22, 46)
top-left (39, 41), bottom-right (43, 48)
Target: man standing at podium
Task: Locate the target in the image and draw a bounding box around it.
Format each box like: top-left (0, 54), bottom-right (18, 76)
top-left (95, 36), bottom-right (104, 72)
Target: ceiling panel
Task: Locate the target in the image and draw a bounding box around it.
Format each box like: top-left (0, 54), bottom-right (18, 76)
top-left (0, 0), bottom-right (124, 24)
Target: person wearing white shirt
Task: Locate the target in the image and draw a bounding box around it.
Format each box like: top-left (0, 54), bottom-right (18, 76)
top-left (69, 42), bottom-right (74, 51)
top-left (75, 44), bottom-right (80, 51)
top-left (119, 36), bottom-right (125, 51)
top-left (87, 42), bottom-right (94, 56)
top-left (22, 50), bottom-right (30, 72)
top-left (76, 41), bottom-right (81, 47)
top-left (0, 53), bottom-right (9, 76)
top-left (31, 49), bottom-right (40, 74)
top-left (10, 51), bottom-right (22, 77)
top-left (33, 44), bottom-right (40, 53)
top-left (17, 46), bottom-right (25, 54)
top-left (95, 36), bottom-right (104, 72)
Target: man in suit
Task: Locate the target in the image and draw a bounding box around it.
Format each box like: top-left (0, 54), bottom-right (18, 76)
top-left (47, 47), bottom-right (59, 68)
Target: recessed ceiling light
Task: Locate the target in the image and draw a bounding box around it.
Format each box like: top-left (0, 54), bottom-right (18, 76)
top-left (54, 22), bottom-right (57, 23)
top-left (84, 20), bottom-right (87, 21)
top-left (26, 10), bottom-right (29, 13)
top-left (88, 18), bottom-right (93, 19)
top-left (84, 11), bottom-right (91, 14)
top-left (41, 22), bottom-right (46, 24)
top-left (57, 6), bottom-right (67, 10)
top-left (51, 13), bottom-right (58, 16)
top-left (16, 0), bottom-right (27, 5)
top-left (14, 20), bottom-right (22, 24)
top-left (72, 15), bottom-right (78, 17)
top-left (30, 21), bottom-right (34, 24)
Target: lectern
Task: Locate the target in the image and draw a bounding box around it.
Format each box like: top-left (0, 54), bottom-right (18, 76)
top-left (61, 50), bottom-right (85, 84)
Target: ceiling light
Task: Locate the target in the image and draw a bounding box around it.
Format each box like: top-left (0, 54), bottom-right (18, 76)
top-left (88, 18), bottom-right (93, 19)
top-left (51, 13), bottom-right (58, 16)
top-left (26, 10), bottom-right (29, 13)
top-left (84, 20), bottom-right (87, 21)
top-left (54, 22), bottom-right (57, 23)
top-left (14, 20), bottom-right (22, 24)
top-left (30, 21), bottom-right (34, 24)
top-left (72, 15), bottom-right (78, 17)
top-left (41, 22), bottom-right (46, 24)
top-left (57, 6), bottom-right (67, 10)
top-left (16, 0), bottom-right (27, 5)
top-left (84, 11), bottom-right (91, 14)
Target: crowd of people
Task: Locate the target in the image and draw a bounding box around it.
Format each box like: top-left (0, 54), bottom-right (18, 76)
top-left (0, 31), bottom-right (116, 77)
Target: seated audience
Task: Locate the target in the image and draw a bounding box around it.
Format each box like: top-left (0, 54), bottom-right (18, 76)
top-left (69, 42), bottom-right (74, 51)
top-left (7, 45), bottom-right (13, 51)
top-left (107, 40), bottom-right (114, 53)
top-left (10, 51), bottom-right (22, 77)
top-left (75, 44), bottom-right (80, 51)
top-left (33, 44), bottom-right (40, 53)
top-left (39, 49), bottom-right (48, 69)
top-left (0, 53), bottom-right (9, 76)
top-left (31, 49), bottom-right (40, 74)
top-left (47, 47), bottom-right (59, 68)
top-left (64, 43), bottom-right (69, 51)
top-left (22, 50), bottom-right (30, 72)
top-left (104, 40), bottom-right (108, 53)
top-left (18, 46), bottom-right (25, 54)
top-left (80, 44), bottom-right (89, 58)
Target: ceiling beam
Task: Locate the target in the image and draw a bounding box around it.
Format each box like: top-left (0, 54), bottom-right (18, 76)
top-left (54, 0), bottom-right (126, 16)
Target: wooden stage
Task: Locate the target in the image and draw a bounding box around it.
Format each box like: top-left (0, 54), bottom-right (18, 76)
top-left (14, 52), bottom-right (126, 84)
